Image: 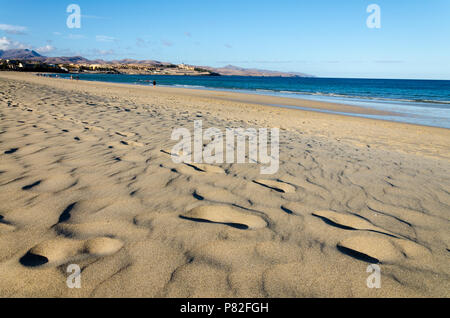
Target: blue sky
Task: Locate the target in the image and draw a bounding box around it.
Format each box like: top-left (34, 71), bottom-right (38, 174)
top-left (0, 0), bottom-right (449, 79)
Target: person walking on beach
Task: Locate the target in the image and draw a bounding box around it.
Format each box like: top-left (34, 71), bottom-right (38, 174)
top-left (153, 80), bottom-right (156, 87)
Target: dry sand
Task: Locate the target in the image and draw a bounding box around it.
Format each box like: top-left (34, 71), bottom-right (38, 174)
top-left (0, 72), bottom-right (449, 298)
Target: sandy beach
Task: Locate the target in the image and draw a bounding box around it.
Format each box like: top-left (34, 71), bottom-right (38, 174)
top-left (0, 72), bottom-right (449, 298)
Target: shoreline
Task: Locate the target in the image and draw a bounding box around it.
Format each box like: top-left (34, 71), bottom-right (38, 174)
top-left (2, 72), bottom-right (449, 149)
top-left (37, 72), bottom-right (450, 129)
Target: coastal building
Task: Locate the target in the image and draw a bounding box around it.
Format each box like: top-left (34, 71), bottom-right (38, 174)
top-left (178, 63), bottom-right (195, 71)
top-left (90, 64), bottom-right (103, 70)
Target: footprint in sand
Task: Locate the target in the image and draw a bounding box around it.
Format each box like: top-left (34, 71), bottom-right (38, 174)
top-left (84, 125), bottom-right (104, 132)
top-left (75, 134), bottom-right (98, 142)
top-left (124, 140), bottom-right (144, 147)
top-left (253, 179), bottom-right (296, 193)
top-left (160, 149), bottom-right (174, 156)
top-left (57, 202), bottom-right (77, 223)
top-left (160, 148), bottom-right (192, 161)
top-left (19, 237), bottom-right (123, 267)
top-left (312, 210), bottom-right (396, 237)
top-left (108, 140), bottom-right (143, 150)
top-left (180, 205), bottom-right (267, 230)
top-left (115, 131), bottom-right (135, 138)
top-left (13, 145), bottom-right (45, 156)
top-left (170, 163), bottom-right (226, 175)
top-left (4, 148), bottom-right (19, 155)
top-left (107, 141), bottom-right (129, 150)
top-left (186, 163), bottom-right (226, 174)
top-left (281, 202), bottom-right (305, 216)
top-left (337, 235), bottom-right (430, 264)
top-left (193, 186), bottom-right (239, 204)
top-left (22, 180), bottom-right (42, 191)
top-left (160, 149), bottom-right (224, 174)
top-left (22, 174), bottom-right (77, 193)
top-left (0, 215), bottom-right (16, 234)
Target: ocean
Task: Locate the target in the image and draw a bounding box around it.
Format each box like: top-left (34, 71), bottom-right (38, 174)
top-left (58, 74), bottom-right (450, 129)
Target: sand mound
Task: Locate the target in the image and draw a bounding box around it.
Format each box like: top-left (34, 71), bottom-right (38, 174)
top-left (55, 221), bottom-right (148, 241)
top-left (313, 210), bottom-right (395, 236)
top-left (337, 235), bottom-right (430, 264)
top-left (20, 237), bottom-right (123, 267)
top-left (253, 179), bottom-right (295, 193)
top-left (280, 202), bottom-right (305, 216)
top-left (29, 174), bottom-right (77, 193)
top-left (83, 237), bottom-right (124, 256)
top-left (180, 205), bottom-right (267, 230)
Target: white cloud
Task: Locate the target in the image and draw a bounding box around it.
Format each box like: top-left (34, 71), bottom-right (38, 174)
top-left (96, 35), bottom-right (116, 42)
top-left (36, 45), bottom-right (55, 54)
top-left (0, 24), bottom-right (27, 35)
top-left (0, 36), bottom-right (29, 50)
top-left (0, 37), bottom-right (10, 50)
top-left (0, 36), bottom-right (54, 54)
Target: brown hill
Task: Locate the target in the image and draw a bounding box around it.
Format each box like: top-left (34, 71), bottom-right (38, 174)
top-left (0, 49), bottom-right (313, 77)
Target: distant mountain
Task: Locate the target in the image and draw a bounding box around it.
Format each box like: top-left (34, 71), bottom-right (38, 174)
top-left (108, 59), bottom-right (166, 66)
top-left (0, 49), bottom-right (42, 59)
top-left (39, 56), bottom-right (92, 64)
top-left (0, 49), bottom-right (313, 77)
top-left (0, 49), bottom-right (88, 64)
top-left (205, 65), bottom-right (312, 77)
